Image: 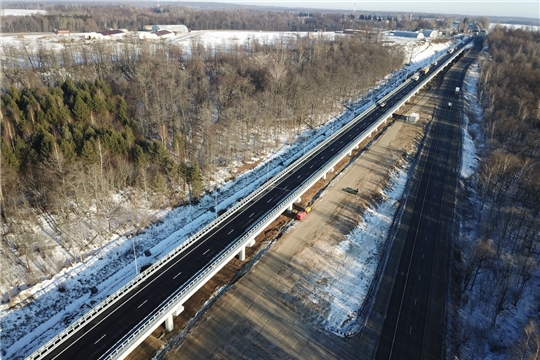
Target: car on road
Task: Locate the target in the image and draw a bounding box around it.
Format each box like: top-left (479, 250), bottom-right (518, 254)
top-left (447, 102), bottom-right (452, 108)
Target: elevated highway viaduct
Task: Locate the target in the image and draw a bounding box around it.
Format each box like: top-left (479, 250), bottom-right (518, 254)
top-left (27, 38), bottom-right (474, 360)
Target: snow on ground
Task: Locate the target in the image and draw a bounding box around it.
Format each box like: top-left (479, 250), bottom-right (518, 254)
top-left (382, 32), bottom-right (454, 68)
top-left (0, 9), bottom-right (47, 16)
top-left (321, 169), bottom-right (408, 336)
top-left (460, 61), bottom-right (481, 179)
top-left (489, 23), bottom-right (540, 31)
top-left (0, 32), bottom-right (458, 359)
top-left (169, 30), bottom-right (339, 57)
top-left (455, 55), bottom-right (540, 360)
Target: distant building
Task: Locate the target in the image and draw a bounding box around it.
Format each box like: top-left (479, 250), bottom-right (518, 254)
top-left (153, 30), bottom-right (175, 38)
top-left (55, 28), bottom-right (70, 35)
top-left (98, 29), bottom-right (126, 38)
top-left (393, 31), bottom-right (425, 39)
top-left (138, 29), bottom-right (175, 40)
top-left (85, 32), bottom-right (104, 40)
top-left (142, 25), bottom-right (153, 31)
top-left (422, 29), bottom-right (439, 38)
top-left (151, 25), bottom-right (189, 34)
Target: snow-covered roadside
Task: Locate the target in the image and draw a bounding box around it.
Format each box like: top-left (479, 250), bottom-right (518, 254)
top-left (321, 169), bottom-right (408, 336)
top-left (460, 61), bottom-right (482, 179)
top-left (0, 71), bottom-right (371, 360)
top-left (0, 35), bottom-right (457, 359)
top-left (454, 55), bottom-right (540, 360)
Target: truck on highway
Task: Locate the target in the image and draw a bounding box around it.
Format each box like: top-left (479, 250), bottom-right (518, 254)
top-left (455, 87), bottom-right (460, 95)
top-left (411, 72), bottom-right (420, 81)
top-left (421, 66), bottom-right (430, 74)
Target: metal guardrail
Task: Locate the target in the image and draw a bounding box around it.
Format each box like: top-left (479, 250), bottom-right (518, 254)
top-left (106, 104), bottom-right (392, 359)
top-left (27, 80), bottom-right (383, 360)
top-left (28, 38), bottom-right (473, 360)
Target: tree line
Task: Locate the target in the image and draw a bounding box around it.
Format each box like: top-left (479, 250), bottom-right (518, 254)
top-left (0, 22), bottom-right (404, 298)
top-left (0, 3), bottom-right (457, 33)
top-left (455, 27), bottom-right (540, 358)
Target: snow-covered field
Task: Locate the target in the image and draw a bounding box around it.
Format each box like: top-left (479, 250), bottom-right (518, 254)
top-left (0, 31), bottom-right (457, 359)
top-left (490, 23), bottom-right (540, 31)
top-left (0, 9), bottom-right (47, 16)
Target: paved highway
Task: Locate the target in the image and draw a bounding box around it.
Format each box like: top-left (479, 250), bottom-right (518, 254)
top-left (375, 46), bottom-right (479, 360)
top-left (38, 41), bottom-right (471, 360)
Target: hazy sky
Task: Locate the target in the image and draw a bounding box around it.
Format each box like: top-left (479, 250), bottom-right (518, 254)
top-left (175, 1), bottom-right (540, 19)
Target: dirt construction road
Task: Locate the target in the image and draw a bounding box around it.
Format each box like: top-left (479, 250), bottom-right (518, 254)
top-left (160, 88), bottom-right (438, 359)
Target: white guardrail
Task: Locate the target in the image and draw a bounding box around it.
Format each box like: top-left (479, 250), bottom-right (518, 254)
top-left (28, 39), bottom-right (471, 360)
top-left (27, 75), bottom-right (382, 360)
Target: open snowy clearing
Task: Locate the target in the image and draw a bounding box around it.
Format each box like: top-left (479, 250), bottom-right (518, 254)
top-left (0, 30), bottom-right (456, 359)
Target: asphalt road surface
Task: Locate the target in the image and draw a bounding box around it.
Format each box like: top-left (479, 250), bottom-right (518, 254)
top-left (36, 41), bottom-right (471, 360)
top-left (375, 46), bottom-right (479, 360)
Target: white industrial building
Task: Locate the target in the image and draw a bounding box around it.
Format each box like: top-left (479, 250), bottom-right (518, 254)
top-left (422, 29), bottom-right (439, 38)
top-left (151, 25), bottom-right (189, 34)
top-left (393, 31), bottom-right (425, 39)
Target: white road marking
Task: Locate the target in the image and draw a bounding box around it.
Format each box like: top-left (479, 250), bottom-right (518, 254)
top-left (249, 213), bottom-right (254, 218)
top-left (173, 272), bottom-right (182, 280)
top-left (409, 326), bottom-right (413, 335)
top-left (415, 298), bottom-right (417, 306)
top-left (137, 300), bottom-right (148, 309)
top-left (202, 249), bottom-right (210, 255)
top-left (418, 275), bottom-right (422, 281)
top-left (228, 229), bottom-right (234, 235)
top-left (94, 334), bottom-right (107, 345)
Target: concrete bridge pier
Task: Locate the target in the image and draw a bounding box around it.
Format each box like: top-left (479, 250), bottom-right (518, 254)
top-left (237, 238), bottom-right (256, 261)
top-left (288, 197), bottom-right (302, 211)
top-left (238, 247), bottom-right (246, 261)
top-left (322, 167), bottom-right (334, 180)
top-left (164, 305), bottom-right (185, 331)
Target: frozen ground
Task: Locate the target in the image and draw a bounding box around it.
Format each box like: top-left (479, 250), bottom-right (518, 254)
top-left (0, 31), bottom-right (457, 359)
top-left (456, 53), bottom-right (540, 360)
top-left (0, 9), bottom-right (47, 16)
top-left (310, 169), bottom-right (408, 337)
top-left (489, 23), bottom-right (540, 31)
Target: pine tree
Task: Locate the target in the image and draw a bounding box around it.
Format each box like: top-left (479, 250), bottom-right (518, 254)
top-left (90, 93), bottom-right (107, 115)
top-left (72, 95), bottom-right (90, 122)
top-left (152, 173), bottom-right (166, 193)
top-left (117, 98), bottom-right (129, 125)
top-left (133, 144), bottom-right (147, 168)
top-left (81, 139), bottom-right (97, 164)
top-left (188, 163), bottom-right (204, 199)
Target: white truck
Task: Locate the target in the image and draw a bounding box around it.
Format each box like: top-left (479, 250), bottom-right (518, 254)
top-left (411, 72), bottom-right (420, 81)
top-left (455, 87), bottom-right (460, 95)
